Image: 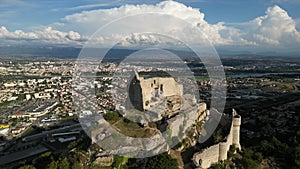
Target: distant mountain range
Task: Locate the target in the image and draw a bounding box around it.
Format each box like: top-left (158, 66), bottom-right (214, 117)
top-left (0, 46), bottom-right (298, 59)
top-left (0, 46), bottom-right (81, 58)
top-left (0, 46), bottom-right (200, 61)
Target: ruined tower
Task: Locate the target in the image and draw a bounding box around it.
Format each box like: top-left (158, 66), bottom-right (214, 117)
top-left (232, 109), bottom-right (241, 150)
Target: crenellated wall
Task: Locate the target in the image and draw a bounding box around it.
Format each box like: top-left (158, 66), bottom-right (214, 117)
top-left (192, 109), bottom-right (241, 169)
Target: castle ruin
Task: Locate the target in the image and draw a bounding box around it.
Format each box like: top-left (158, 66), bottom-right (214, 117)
top-left (128, 70), bottom-right (183, 118)
top-left (92, 70), bottom-right (241, 165)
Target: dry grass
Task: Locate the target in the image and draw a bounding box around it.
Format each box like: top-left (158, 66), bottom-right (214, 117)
top-left (111, 118), bottom-right (159, 138)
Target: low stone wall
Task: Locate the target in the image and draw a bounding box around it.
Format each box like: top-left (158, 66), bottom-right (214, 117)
top-left (193, 144), bottom-right (220, 168)
top-left (192, 109), bottom-right (241, 169)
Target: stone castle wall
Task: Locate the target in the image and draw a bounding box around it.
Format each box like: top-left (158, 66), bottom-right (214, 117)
top-left (193, 109), bottom-right (241, 169)
top-left (139, 76), bottom-right (183, 110)
top-left (128, 71), bottom-right (183, 111)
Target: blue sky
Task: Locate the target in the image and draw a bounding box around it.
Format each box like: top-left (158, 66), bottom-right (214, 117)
top-left (1, 0), bottom-right (300, 55)
top-left (2, 0), bottom-right (300, 30)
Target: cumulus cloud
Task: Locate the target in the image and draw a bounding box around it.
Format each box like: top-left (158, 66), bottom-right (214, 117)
top-left (0, 26), bottom-right (37, 40)
top-left (242, 5), bottom-right (300, 48)
top-left (61, 1), bottom-right (300, 49)
top-left (1, 1), bottom-right (300, 53)
top-left (62, 1), bottom-right (243, 46)
top-left (0, 26), bottom-right (86, 45)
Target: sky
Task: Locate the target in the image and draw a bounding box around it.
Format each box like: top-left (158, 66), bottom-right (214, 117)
top-left (1, 0), bottom-right (300, 55)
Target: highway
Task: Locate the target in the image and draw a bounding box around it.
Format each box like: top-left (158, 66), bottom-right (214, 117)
top-left (22, 123), bottom-right (82, 142)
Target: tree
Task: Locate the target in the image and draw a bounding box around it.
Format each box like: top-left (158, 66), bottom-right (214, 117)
top-left (236, 148), bottom-right (262, 169)
top-left (213, 133), bottom-right (223, 143)
top-left (69, 152), bottom-right (83, 169)
top-left (35, 152), bottom-right (54, 169)
top-left (67, 141), bottom-right (77, 149)
top-left (12, 118), bottom-right (18, 126)
top-left (70, 161), bottom-right (81, 169)
top-left (242, 158), bottom-right (260, 169)
top-left (19, 165), bottom-right (36, 169)
top-left (113, 156), bottom-right (129, 169)
top-left (227, 145), bottom-right (236, 158)
top-left (47, 161), bottom-right (58, 169)
top-left (145, 152), bottom-right (178, 169)
top-left (254, 152), bottom-right (263, 162)
top-left (210, 161), bottom-right (227, 169)
top-left (295, 146), bottom-right (300, 167)
top-left (57, 158), bottom-right (70, 169)
top-left (104, 111), bottom-right (119, 123)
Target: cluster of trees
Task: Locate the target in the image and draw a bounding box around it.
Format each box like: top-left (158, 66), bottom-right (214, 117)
top-left (259, 132), bottom-right (300, 169)
top-left (18, 152), bottom-right (82, 169)
top-left (108, 152), bottom-right (179, 169)
top-left (103, 111), bottom-right (120, 123)
top-left (235, 148), bottom-right (263, 169)
top-left (17, 134), bottom-right (92, 169)
top-left (145, 152), bottom-right (178, 169)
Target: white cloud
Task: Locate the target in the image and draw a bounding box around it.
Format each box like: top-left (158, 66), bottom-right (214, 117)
top-left (61, 1), bottom-right (300, 49)
top-left (61, 1), bottom-right (245, 46)
top-left (0, 26), bottom-right (38, 40)
top-left (1, 1), bottom-right (300, 53)
top-left (240, 5), bottom-right (300, 48)
top-left (253, 34), bottom-right (279, 46)
top-left (67, 4), bottom-right (113, 11)
top-left (0, 26), bottom-right (86, 45)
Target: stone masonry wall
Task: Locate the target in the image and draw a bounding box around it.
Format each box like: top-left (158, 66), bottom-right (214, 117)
top-left (139, 76), bottom-right (183, 110)
top-left (192, 109), bottom-right (241, 168)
